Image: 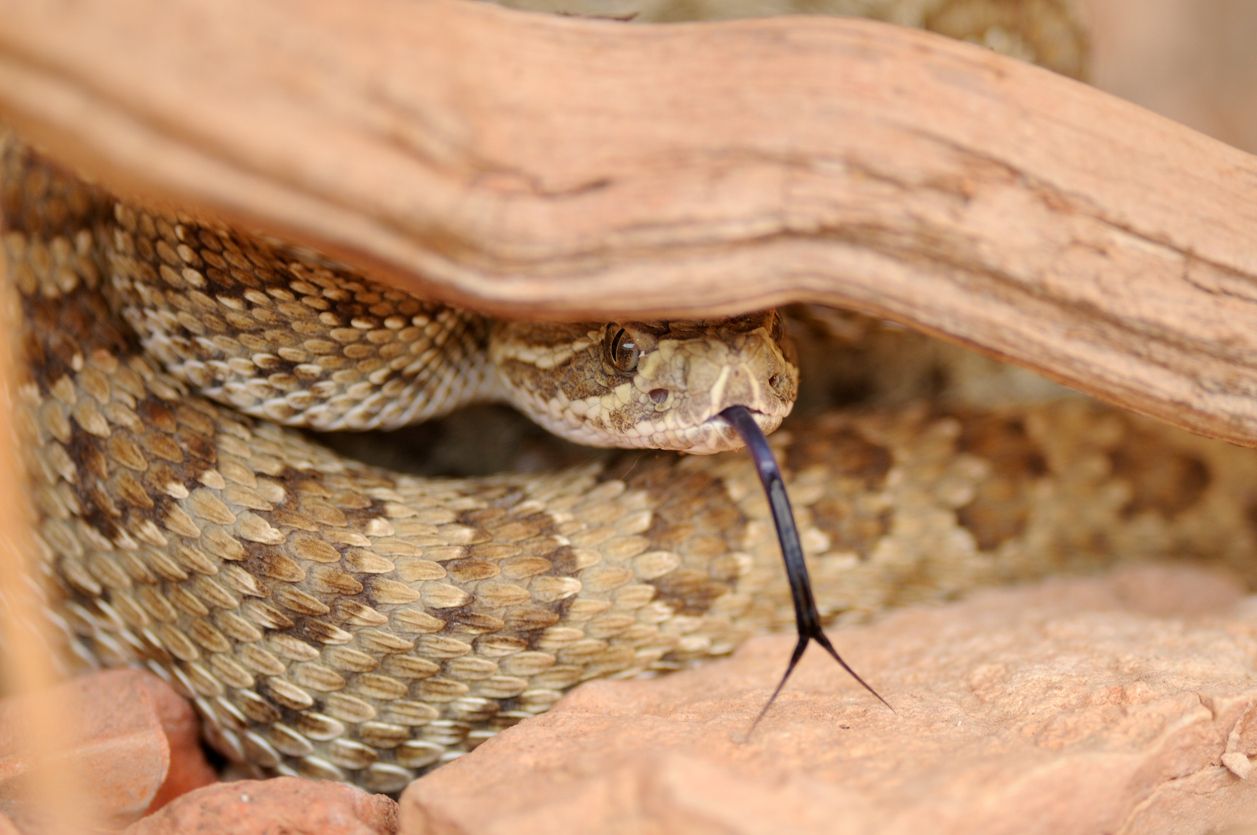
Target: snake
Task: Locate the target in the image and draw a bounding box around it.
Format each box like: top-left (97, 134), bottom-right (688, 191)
top-left (4, 1), bottom-right (1257, 797)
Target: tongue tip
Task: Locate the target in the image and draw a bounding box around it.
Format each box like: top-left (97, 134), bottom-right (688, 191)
top-left (721, 403), bottom-right (891, 727)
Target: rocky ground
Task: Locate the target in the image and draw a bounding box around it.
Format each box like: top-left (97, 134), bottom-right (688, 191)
top-left (1, 563), bottom-right (1255, 833)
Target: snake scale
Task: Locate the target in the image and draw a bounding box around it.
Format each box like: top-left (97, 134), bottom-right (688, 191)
top-left (4, 1), bottom-right (1257, 796)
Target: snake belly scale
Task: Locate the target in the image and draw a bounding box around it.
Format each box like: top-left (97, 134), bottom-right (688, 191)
top-left (5, 17), bottom-right (1257, 790)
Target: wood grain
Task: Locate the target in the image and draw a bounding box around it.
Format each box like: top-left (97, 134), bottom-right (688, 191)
top-left (0, 0), bottom-right (1255, 443)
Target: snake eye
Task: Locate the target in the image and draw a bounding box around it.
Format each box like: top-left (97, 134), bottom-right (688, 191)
top-left (607, 327), bottom-right (641, 373)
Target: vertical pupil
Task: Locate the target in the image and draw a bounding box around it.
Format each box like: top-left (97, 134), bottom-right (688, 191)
top-left (617, 337), bottom-right (636, 364)
top-left (611, 329), bottom-right (638, 370)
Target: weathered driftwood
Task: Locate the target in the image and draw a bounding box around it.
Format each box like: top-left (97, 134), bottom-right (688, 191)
top-left (1, 0), bottom-right (1256, 445)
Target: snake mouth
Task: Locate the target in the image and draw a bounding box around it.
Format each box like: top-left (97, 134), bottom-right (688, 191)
top-left (706, 406), bottom-right (772, 428)
top-left (691, 406), bottom-right (784, 455)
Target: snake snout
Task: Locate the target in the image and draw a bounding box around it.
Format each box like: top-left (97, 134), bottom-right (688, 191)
top-left (666, 326), bottom-right (798, 454)
top-left (709, 347), bottom-right (797, 418)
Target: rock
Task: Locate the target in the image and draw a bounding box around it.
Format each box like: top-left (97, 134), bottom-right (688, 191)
top-left (0, 669), bottom-right (214, 830)
top-left (124, 778), bottom-right (398, 835)
top-left (400, 564), bottom-right (1257, 835)
top-left (1222, 752), bottom-right (1252, 780)
top-left (135, 673), bottom-right (219, 813)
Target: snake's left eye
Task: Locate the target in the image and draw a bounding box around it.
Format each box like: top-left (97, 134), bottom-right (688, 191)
top-left (607, 327), bottom-right (640, 373)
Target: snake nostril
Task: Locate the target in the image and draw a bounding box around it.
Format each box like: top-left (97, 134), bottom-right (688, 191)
top-left (649, 388), bottom-right (669, 405)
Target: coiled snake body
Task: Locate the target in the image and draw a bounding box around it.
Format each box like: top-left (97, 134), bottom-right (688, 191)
top-left (5, 6), bottom-right (1257, 796)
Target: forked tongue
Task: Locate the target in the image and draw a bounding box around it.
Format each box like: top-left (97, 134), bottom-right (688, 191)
top-left (719, 405), bottom-right (892, 732)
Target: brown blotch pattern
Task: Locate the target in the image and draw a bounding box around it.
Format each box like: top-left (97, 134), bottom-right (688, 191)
top-left (1109, 428), bottom-right (1211, 519)
top-left (606, 452), bottom-right (747, 617)
top-left (1, 142), bottom-right (142, 390)
top-left (784, 425), bottom-right (892, 489)
top-left (955, 415), bottom-right (1048, 551)
top-left (787, 426), bottom-right (895, 559)
top-left (0, 140), bottom-right (113, 240)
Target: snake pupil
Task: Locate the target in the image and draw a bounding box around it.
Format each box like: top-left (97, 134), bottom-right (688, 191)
top-left (607, 327), bottom-right (641, 373)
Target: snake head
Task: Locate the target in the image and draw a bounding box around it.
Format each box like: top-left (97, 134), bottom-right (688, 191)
top-left (489, 310), bottom-right (797, 453)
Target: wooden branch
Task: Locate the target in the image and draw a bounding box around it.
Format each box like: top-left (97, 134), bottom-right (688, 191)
top-left (1, 0), bottom-right (1256, 444)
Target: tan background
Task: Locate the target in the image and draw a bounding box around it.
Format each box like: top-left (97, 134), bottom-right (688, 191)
top-left (1086, 0), bottom-right (1257, 153)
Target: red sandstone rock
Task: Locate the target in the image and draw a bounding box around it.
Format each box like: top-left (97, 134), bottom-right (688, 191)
top-left (0, 669), bottom-right (214, 830)
top-left (400, 564), bottom-right (1257, 835)
top-left (134, 673), bottom-right (219, 813)
top-left (124, 778), bottom-right (399, 835)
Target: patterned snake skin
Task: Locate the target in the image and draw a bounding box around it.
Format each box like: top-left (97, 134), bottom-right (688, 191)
top-left (4, 1), bottom-right (1255, 795)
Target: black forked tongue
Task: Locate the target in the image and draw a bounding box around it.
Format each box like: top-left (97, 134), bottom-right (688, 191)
top-left (719, 405), bottom-right (893, 732)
